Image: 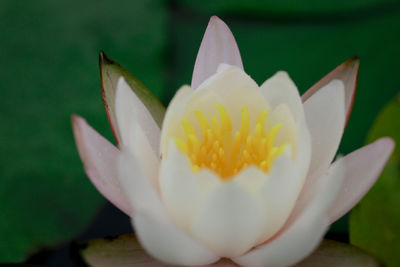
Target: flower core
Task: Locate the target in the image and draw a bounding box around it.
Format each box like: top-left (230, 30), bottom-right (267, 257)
top-left (174, 104), bottom-right (288, 180)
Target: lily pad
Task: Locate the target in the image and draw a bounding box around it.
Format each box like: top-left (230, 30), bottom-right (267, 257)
top-left (350, 94), bottom-right (400, 266)
top-left (79, 234), bottom-right (380, 266)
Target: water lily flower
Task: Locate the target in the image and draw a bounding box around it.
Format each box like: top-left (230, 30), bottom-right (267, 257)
top-left (72, 16), bottom-right (394, 266)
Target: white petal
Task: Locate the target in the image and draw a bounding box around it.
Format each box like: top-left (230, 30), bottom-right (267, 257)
top-left (255, 148), bottom-right (303, 244)
top-left (303, 79), bottom-right (345, 180)
top-left (72, 115), bottom-right (132, 215)
top-left (295, 116), bottom-right (312, 181)
top-left (160, 142), bottom-right (222, 229)
top-left (132, 120), bottom-right (161, 192)
top-left (328, 137), bottom-right (395, 223)
top-left (118, 149), bottom-right (163, 216)
top-left (192, 16), bottom-right (243, 90)
top-left (115, 77), bottom-right (160, 157)
top-left (133, 210), bottom-right (219, 266)
top-left (261, 72), bottom-right (311, 181)
top-left (232, 151), bottom-right (302, 246)
top-left (269, 104), bottom-right (311, 181)
top-left (191, 182), bottom-right (266, 258)
top-left (302, 57), bottom-right (359, 125)
top-left (269, 104), bottom-right (297, 155)
top-left (233, 156), bottom-right (345, 267)
top-left (260, 71), bottom-right (304, 122)
top-left (118, 150), bottom-right (219, 265)
top-left (160, 85), bottom-right (201, 157)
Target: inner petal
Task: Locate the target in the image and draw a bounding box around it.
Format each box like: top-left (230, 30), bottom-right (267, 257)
top-left (174, 104), bottom-right (289, 180)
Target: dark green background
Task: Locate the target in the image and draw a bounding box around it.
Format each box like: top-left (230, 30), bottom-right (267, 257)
top-left (0, 0), bottom-right (399, 263)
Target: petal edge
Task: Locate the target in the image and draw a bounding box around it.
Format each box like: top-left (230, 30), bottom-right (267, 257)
top-left (302, 57), bottom-right (359, 126)
top-left (327, 137), bottom-right (395, 223)
top-left (191, 16), bottom-right (243, 90)
top-left (72, 115), bottom-right (132, 216)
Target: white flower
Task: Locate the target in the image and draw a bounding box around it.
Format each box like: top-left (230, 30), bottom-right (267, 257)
top-left (72, 16), bottom-right (394, 266)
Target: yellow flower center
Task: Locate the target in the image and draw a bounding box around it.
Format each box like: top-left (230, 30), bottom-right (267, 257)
top-left (174, 104), bottom-right (288, 180)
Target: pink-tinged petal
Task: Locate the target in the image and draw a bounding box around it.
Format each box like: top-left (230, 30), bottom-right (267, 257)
top-left (302, 57), bottom-right (360, 125)
top-left (327, 137), bottom-right (395, 223)
top-left (72, 115), bottom-right (132, 216)
top-left (99, 52), bottom-right (165, 144)
top-left (233, 156), bottom-right (345, 267)
top-left (191, 16), bottom-right (243, 90)
top-left (303, 80), bottom-right (346, 181)
top-left (118, 150), bottom-right (219, 265)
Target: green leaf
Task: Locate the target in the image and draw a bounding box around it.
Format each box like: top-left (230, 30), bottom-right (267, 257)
top-left (0, 0), bottom-right (167, 261)
top-left (100, 52), bottom-right (165, 143)
top-left (350, 94), bottom-right (400, 266)
top-left (79, 235), bottom-right (380, 266)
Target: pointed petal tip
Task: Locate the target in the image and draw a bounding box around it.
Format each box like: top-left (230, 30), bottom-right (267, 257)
top-left (209, 15), bottom-right (224, 25)
top-left (377, 136), bottom-right (395, 153)
top-left (344, 56), bottom-right (360, 70)
top-left (348, 55), bottom-right (360, 63)
top-left (302, 56), bottom-right (360, 127)
top-left (71, 114), bottom-right (85, 135)
top-left (71, 113), bottom-right (80, 124)
top-left (71, 115), bottom-right (90, 157)
top-left (192, 15), bottom-right (243, 89)
top-left (99, 51), bottom-right (114, 66)
top-left (327, 136), bottom-right (395, 223)
top-left (209, 15), bottom-right (219, 21)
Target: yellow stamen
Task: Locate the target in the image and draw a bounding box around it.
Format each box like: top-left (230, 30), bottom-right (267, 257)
top-left (217, 104), bottom-right (232, 134)
top-left (195, 111), bottom-right (209, 138)
top-left (240, 107), bottom-right (250, 141)
top-left (176, 105), bottom-right (288, 180)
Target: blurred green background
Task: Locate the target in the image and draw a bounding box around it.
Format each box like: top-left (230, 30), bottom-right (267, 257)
top-left (0, 0), bottom-right (399, 264)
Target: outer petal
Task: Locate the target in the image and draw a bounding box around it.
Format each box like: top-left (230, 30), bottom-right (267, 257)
top-left (115, 77), bottom-right (160, 159)
top-left (99, 52), bottom-right (165, 143)
top-left (118, 149), bottom-right (219, 266)
top-left (115, 77), bottom-right (161, 190)
top-left (302, 57), bottom-right (359, 125)
top-left (303, 80), bottom-right (345, 180)
top-left (233, 156), bottom-right (345, 267)
top-left (72, 115), bottom-right (132, 216)
top-left (133, 211), bottom-right (220, 266)
top-left (191, 16), bottom-right (243, 90)
top-left (328, 137), bottom-right (395, 223)
top-left (191, 182), bottom-right (266, 258)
